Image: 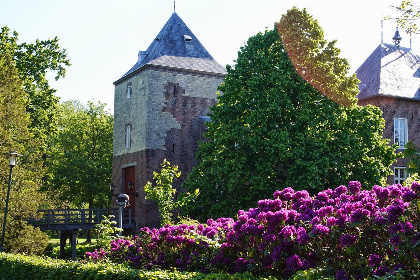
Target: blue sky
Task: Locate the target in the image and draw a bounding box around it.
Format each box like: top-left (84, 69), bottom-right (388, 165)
top-left (0, 0), bottom-right (411, 112)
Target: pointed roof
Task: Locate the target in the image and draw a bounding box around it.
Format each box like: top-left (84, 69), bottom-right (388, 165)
top-left (115, 13), bottom-right (226, 84)
top-left (356, 43), bottom-right (420, 100)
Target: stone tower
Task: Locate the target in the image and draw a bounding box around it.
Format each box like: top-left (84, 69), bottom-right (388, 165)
top-left (112, 12), bottom-right (226, 228)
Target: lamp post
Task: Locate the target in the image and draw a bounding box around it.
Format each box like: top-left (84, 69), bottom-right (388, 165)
top-left (1, 151), bottom-right (22, 253)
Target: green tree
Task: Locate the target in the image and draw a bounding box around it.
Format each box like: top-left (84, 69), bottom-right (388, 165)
top-left (403, 141), bottom-right (420, 174)
top-left (144, 159), bottom-right (198, 226)
top-left (0, 47), bottom-right (48, 254)
top-left (46, 100), bottom-right (113, 210)
top-left (0, 26), bottom-right (70, 146)
top-left (183, 8), bottom-right (397, 220)
top-left (390, 1), bottom-right (420, 34)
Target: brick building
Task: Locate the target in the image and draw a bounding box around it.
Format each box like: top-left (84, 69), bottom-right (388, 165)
top-left (112, 12), bottom-right (226, 229)
top-left (355, 30), bottom-right (420, 185)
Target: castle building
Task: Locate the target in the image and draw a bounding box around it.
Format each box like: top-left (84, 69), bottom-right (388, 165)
top-left (112, 12), bottom-right (226, 229)
top-left (355, 30), bottom-right (420, 185)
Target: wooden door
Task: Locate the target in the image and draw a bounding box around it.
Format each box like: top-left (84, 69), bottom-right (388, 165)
top-left (123, 166), bottom-right (135, 225)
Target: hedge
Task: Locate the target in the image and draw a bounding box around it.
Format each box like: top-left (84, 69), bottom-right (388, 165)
top-left (0, 252), bottom-right (275, 280)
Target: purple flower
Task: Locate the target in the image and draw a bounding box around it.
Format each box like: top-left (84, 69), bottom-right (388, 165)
top-left (334, 185), bottom-right (348, 196)
top-left (402, 190), bottom-right (416, 202)
top-left (274, 187), bottom-right (295, 201)
top-left (296, 227), bottom-right (310, 244)
top-left (411, 181), bottom-right (420, 192)
top-left (350, 208), bottom-right (370, 223)
top-left (336, 270), bottom-right (348, 280)
top-left (390, 235), bottom-right (402, 246)
top-left (340, 234), bottom-right (357, 247)
top-left (280, 225), bottom-right (296, 239)
top-left (312, 224), bottom-right (330, 235)
top-left (368, 254), bottom-right (381, 267)
top-left (348, 181), bottom-right (361, 194)
top-left (263, 233), bottom-right (276, 242)
top-left (327, 217), bottom-right (338, 227)
top-left (378, 188), bottom-right (389, 201)
top-left (294, 190), bottom-right (310, 200)
top-left (374, 266), bottom-right (389, 277)
top-left (388, 185), bottom-right (402, 198)
top-left (286, 255), bottom-right (302, 271)
top-left (235, 257), bottom-right (249, 272)
top-left (316, 206), bottom-right (334, 218)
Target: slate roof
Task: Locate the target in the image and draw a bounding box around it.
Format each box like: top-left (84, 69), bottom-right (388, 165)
top-left (356, 43), bottom-right (420, 100)
top-left (115, 12), bottom-right (226, 84)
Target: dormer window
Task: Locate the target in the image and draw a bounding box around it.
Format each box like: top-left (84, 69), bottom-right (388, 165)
top-left (127, 83), bottom-right (132, 99)
top-left (184, 35), bottom-right (192, 42)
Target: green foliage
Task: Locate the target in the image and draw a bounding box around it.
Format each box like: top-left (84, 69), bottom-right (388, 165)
top-left (0, 42), bottom-right (49, 254)
top-left (277, 8), bottom-right (359, 106)
top-left (403, 140), bottom-right (420, 175)
top-left (389, 1), bottom-right (420, 35)
top-left (0, 26), bottom-right (70, 145)
top-left (94, 215), bottom-right (121, 249)
top-left (290, 268), bottom-right (333, 280)
top-left (144, 159), bottom-right (199, 226)
top-left (183, 8), bottom-right (397, 220)
top-left (44, 100), bottom-right (113, 209)
top-left (51, 243), bottom-right (95, 260)
top-left (0, 252), bottom-right (274, 280)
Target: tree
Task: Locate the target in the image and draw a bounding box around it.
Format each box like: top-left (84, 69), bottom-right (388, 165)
top-left (144, 159), bottom-right (199, 226)
top-left (46, 100), bottom-right (113, 211)
top-left (183, 8), bottom-right (397, 221)
top-left (0, 26), bottom-right (70, 146)
top-left (403, 141), bottom-right (420, 174)
top-left (388, 1), bottom-right (420, 34)
top-left (0, 47), bottom-right (49, 253)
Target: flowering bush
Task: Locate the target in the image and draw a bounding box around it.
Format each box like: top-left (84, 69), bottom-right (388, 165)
top-left (86, 181), bottom-right (420, 279)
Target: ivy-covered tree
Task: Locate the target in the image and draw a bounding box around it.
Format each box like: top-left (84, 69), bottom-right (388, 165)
top-left (183, 8), bottom-right (397, 220)
top-left (46, 100), bottom-right (113, 210)
top-left (0, 26), bottom-right (70, 146)
top-left (0, 46), bottom-right (48, 254)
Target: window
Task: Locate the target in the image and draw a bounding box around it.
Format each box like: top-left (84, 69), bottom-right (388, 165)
top-left (125, 124), bottom-right (131, 149)
top-left (127, 84), bottom-right (132, 99)
top-left (394, 167), bottom-right (407, 184)
top-left (394, 118), bottom-right (408, 148)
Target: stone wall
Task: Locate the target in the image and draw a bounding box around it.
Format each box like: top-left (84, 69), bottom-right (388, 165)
top-left (113, 66), bottom-right (224, 228)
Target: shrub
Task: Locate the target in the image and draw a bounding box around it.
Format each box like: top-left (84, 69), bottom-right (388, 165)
top-left (0, 252), bottom-right (273, 280)
top-left (87, 181), bottom-right (420, 279)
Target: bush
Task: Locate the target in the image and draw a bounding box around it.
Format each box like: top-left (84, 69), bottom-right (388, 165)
top-left (87, 181), bottom-right (420, 279)
top-left (0, 252), bottom-right (273, 280)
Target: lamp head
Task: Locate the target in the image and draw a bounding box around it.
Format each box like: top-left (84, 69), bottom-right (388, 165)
top-left (3, 151), bottom-right (22, 167)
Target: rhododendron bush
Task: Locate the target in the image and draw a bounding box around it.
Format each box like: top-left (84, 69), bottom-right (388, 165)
top-left (86, 182), bottom-right (420, 279)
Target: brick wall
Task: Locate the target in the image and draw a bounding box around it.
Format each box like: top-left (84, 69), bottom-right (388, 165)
top-left (358, 96), bottom-right (420, 185)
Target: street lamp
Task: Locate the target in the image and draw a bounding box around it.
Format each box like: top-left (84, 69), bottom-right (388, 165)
top-left (1, 151), bottom-right (22, 253)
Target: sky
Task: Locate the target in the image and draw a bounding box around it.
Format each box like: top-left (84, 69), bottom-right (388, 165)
top-left (0, 0), bottom-right (413, 113)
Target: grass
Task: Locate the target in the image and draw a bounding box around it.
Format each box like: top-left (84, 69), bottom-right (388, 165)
top-left (48, 236), bottom-right (97, 247)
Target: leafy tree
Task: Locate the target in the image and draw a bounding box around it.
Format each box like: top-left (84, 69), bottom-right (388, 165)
top-left (183, 8), bottom-right (397, 220)
top-left (0, 26), bottom-right (70, 146)
top-left (144, 159), bottom-right (199, 226)
top-left (390, 1), bottom-right (420, 34)
top-left (0, 46), bottom-right (49, 253)
top-left (46, 100), bottom-right (113, 210)
top-left (403, 141), bottom-right (420, 174)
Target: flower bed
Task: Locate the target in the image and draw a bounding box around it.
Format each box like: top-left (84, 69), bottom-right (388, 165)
top-left (87, 182), bottom-right (420, 279)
